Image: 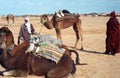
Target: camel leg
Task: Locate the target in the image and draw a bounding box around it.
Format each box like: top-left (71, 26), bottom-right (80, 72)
top-left (3, 70), bottom-right (16, 76)
top-left (73, 23), bottom-right (79, 49)
top-left (12, 18), bottom-right (15, 23)
top-left (47, 55), bottom-right (73, 78)
top-left (55, 28), bottom-right (62, 40)
top-left (8, 20), bottom-right (9, 24)
top-left (73, 23), bottom-right (83, 49)
top-left (78, 25), bottom-right (83, 50)
top-left (77, 21), bottom-right (83, 50)
top-left (6, 19), bottom-right (9, 24)
top-left (3, 70), bottom-right (28, 77)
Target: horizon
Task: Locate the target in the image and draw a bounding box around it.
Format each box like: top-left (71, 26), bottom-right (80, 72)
top-left (0, 0), bottom-right (120, 16)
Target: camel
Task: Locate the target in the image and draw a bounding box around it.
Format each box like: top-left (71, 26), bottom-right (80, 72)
top-left (0, 27), bottom-right (80, 78)
top-left (41, 11), bottom-right (83, 49)
top-left (6, 14), bottom-right (15, 24)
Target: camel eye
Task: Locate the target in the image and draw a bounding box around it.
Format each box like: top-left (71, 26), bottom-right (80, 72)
top-left (43, 17), bottom-right (46, 20)
top-left (1, 29), bottom-right (6, 33)
top-left (0, 29), bottom-right (7, 35)
top-left (44, 18), bottom-right (46, 20)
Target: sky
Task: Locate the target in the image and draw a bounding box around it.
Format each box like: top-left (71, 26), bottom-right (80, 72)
top-left (0, 0), bottom-right (120, 15)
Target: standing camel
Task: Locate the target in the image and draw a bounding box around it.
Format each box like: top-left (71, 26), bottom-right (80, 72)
top-left (41, 12), bottom-right (83, 49)
top-left (6, 14), bottom-right (15, 24)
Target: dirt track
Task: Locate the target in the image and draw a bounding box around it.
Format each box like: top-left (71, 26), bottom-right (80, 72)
top-left (0, 16), bottom-right (120, 78)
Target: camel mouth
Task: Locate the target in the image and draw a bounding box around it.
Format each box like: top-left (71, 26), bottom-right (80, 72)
top-left (41, 20), bottom-right (45, 25)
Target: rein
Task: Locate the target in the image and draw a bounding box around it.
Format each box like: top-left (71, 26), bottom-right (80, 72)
top-left (0, 32), bottom-right (15, 56)
top-left (0, 32), bottom-right (6, 35)
top-left (39, 24), bottom-right (43, 34)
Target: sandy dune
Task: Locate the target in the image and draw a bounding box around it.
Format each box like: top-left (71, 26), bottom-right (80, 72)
top-left (0, 16), bottom-right (120, 78)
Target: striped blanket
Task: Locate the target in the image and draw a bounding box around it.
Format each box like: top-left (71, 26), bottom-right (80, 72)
top-left (35, 42), bottom-right (65, 63)
top-left (28, 34), bottom-right (65, 63)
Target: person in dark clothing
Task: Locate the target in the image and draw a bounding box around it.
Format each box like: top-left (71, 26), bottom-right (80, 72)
top-left (104, 11), bottom-right (120, 55)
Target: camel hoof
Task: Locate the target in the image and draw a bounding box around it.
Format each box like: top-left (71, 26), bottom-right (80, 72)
top-left (76, 62), bottom-right (80, 65)
top-left (80, 48), bottom-right (83, 50)
top-left (3, 70), bottom-right (16, 76)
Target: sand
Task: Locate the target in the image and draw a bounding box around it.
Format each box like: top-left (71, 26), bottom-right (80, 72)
top-left (0, 16), bottom-right (120, 78)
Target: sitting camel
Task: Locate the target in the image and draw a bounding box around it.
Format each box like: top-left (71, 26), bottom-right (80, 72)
top-left (0, 27), bottom-right (80, 78)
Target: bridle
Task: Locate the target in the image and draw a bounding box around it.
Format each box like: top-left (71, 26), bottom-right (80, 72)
top-left (0, 33), bottom-right (15, 53)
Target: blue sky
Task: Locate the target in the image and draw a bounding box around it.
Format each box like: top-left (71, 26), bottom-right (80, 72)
top-left (0, 0), bottom-right (120, 15)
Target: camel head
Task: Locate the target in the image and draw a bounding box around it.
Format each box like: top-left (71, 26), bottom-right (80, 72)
top-left (0, 27), bottom-right (15, 57)
top-left (41, 15), bottom-right (48, 24)
top-left (0, 33), bottom-right (9, 63)
top-left (41, 15), bottom-right (54, 29)
top-left (0, 37), bottom-right (7, 62)
top-left (6, 14), bottom-right (15, 24)
top-left (0, 27), bottom-right (11, 49)
top-left (0, 27), bottom-right (14, 46)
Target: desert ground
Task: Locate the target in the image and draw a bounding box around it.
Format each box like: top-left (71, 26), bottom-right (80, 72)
top-left (0, 15), bottom-right (120, 78)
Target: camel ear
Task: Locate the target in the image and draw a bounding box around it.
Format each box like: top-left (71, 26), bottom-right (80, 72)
top-left (3, 28), bottom-right (10, 34)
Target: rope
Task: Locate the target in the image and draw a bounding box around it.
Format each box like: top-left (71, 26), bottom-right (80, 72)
top-left (39, 24), bottom-right (43, 34)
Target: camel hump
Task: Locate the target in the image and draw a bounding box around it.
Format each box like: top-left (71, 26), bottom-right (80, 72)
top-left (6, 14), bottom-right (14, 18)
top-left (55, 9), bottom-right (80, 21)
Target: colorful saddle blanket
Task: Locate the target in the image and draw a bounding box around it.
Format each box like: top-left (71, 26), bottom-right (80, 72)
top-left (27, 34), bottom-right (65, 63)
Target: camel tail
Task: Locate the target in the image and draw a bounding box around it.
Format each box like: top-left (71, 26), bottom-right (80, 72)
top-left (69, 50), bottom-right (80, 65)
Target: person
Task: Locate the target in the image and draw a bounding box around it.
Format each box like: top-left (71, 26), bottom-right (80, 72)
top-left (104, 11), bottom-right (120, 55)
top-left (18, 17), bottom-right (35, 44)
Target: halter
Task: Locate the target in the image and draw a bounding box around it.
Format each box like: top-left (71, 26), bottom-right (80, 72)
top-left (7, 44), bottom-right (15, 53)
top-left (0, 32), bottom-right (6, 36)
top-left (0, 32), bottom-right (15, 54)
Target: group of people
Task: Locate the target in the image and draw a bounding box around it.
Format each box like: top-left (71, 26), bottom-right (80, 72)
top-left (17, 11), bottom-right (120, 55)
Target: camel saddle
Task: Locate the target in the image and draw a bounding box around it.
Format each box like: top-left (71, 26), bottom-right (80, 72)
top-left (55, 13), bottom-right (79, 22)
top-left (33, 42), bottom-right (65, 63)
top-left (27, 34), bottom-right (65, 63)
